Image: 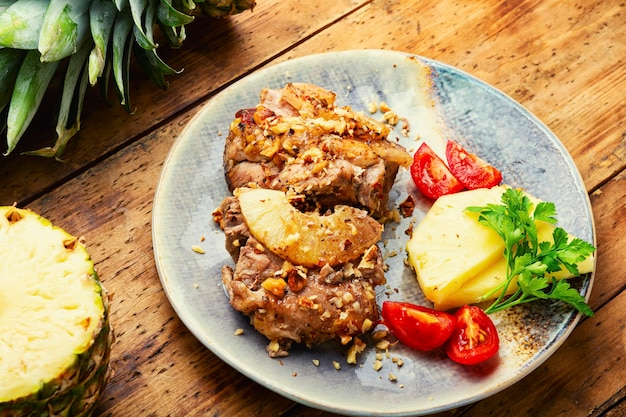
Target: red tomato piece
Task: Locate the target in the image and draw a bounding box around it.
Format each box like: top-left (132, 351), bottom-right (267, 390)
top-left (444, 305), bottom-right (499, 365)
top-left (445, 140), bottom-right (503, 190)
top-left (381, 301), bottom-right (455, 351)
top-left (410, 142), bottom-right (464, 199)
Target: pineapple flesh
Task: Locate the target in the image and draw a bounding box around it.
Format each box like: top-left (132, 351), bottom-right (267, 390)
top-left (407, 186), bottom-right (595, 310)
top-left (235, 187), bottom-right (384, 268)
top-left (0, 206), bottom-right (112, 417)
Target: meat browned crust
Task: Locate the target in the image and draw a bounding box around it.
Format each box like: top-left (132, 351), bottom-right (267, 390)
top-left (223, 83), bottom-right (412, 218)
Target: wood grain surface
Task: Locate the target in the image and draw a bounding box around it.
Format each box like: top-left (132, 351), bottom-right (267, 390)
top-left (0, 0), bottom-right (624, 416)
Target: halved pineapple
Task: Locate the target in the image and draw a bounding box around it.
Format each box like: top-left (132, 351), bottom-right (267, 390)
top-left (235, 187), bottom-right (383, 268)
top-left (0, 206), bottom-right (112, 417)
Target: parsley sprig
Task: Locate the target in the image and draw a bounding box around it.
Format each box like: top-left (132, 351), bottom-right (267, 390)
top-left (466, 188), bottom-right (596, 316)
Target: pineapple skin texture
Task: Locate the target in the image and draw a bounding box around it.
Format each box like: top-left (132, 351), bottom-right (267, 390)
top-left (0, 207), bottom-right (112, 417)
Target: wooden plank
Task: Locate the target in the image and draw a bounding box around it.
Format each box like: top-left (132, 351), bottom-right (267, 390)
top-left (0, 0), bottom-right (367, 204)
top-left (588, 169), bottom-right (626, 308)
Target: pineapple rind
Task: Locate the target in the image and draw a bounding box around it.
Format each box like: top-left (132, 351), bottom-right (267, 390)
top-left (0, 207), bottom-right (112, 417)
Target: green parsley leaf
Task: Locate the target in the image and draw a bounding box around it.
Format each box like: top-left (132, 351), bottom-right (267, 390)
top-left (468, 188), bottom-right (596, 316)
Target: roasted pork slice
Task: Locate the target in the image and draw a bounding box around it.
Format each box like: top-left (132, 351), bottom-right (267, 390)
top-left (214, 195), bottom-right (386, 356)
top-left (223, 83), bottom-right (412, 218)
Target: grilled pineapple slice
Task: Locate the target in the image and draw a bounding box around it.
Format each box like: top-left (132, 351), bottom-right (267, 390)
top-left (0, 206), bottom-right (112, 417)
top-left (235, 187), bottom-right (383, 268)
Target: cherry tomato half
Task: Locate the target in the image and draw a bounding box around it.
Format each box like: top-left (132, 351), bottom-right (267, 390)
top-left (445, 140), bottom-right (502, 190)
top-left (381, 301), bottom-right (455, 351)
top-left (444, 305), bottom-right (499, 365)
top-left (410, 142), bottom-right (464, 199)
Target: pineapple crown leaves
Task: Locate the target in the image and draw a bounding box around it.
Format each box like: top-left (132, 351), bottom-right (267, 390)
top-left (0, 0), bottom-right (255, 159)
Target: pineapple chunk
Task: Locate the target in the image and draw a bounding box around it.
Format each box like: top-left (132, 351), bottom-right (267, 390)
top-left (236, 187), bottom-right (383, 268)
top-left (0, 207), bottom-right (111, 416)
top-left (407, 186), bottom-right (594, 310)
top-left (407, 186), bottom-right (512, 305)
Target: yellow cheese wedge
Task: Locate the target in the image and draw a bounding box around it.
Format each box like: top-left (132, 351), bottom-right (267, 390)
top-left (407, 185), bottom-right (594, 310)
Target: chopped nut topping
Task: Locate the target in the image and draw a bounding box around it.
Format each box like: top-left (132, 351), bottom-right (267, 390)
top-left (372, 330), bottom-right (389, 340)
top-left (346, 337), bottom-right (366, 364)
top-left (361, 318), bottom-right (373, 333)
top-left (383, 110), bottom-right (399, 126)
top-left (262, 278), bottom-right (287, 298)
top-left (342, 292), bottom-right (355, 303)
top-left (399, 195), bottom-right (416, 218)
top-left (297, 296), bottom-right (319, 310)
top-left (191, 245), bottom-right (205, 254)
top-left (287, 270), bottom-right (307, 292)
top-left (268, 340), bottom-right (280, 353)
top-left (379, 102), bottom-right (392, 112)
top-left (376, 339), bottom-right (391, 350)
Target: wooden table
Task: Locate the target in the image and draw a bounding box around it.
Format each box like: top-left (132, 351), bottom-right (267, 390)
top-left (1, 0), bottom-right (624, 415)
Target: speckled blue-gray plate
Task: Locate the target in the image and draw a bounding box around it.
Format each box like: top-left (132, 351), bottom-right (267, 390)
top-left (152, 50), bottom-right (595, 416)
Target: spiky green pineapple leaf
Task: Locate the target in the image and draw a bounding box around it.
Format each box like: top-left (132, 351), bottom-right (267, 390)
top-left (0, 0), bottom-right (47, 50)
top-left (112, 7), bottom-right (134, 110)
top-left (88, 0), bottom-right (118, 85)
top-left (158, 0), bottom-right (194, 26)
top-left (25, 37), bottom-right (92, 158)
top-left (133, 42), bottom-right (181, 89)
top-left (0, 48), bottom-right (26, 113)
top-left (130, 0), bottom-right (158, 50)
top-left (38, 0), bottom-right (91, 62)
top-left (0, 0), bottom-right (17, 14)
top-left (5, 50), bottom-right (60, 155)
top-left (194, 0), bottom-right (255, 17)
top-left (114, 0), bottom-right (129, 11)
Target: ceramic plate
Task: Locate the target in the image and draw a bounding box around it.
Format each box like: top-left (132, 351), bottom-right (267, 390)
top-left (152, 50), bottom-right (595, 416)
